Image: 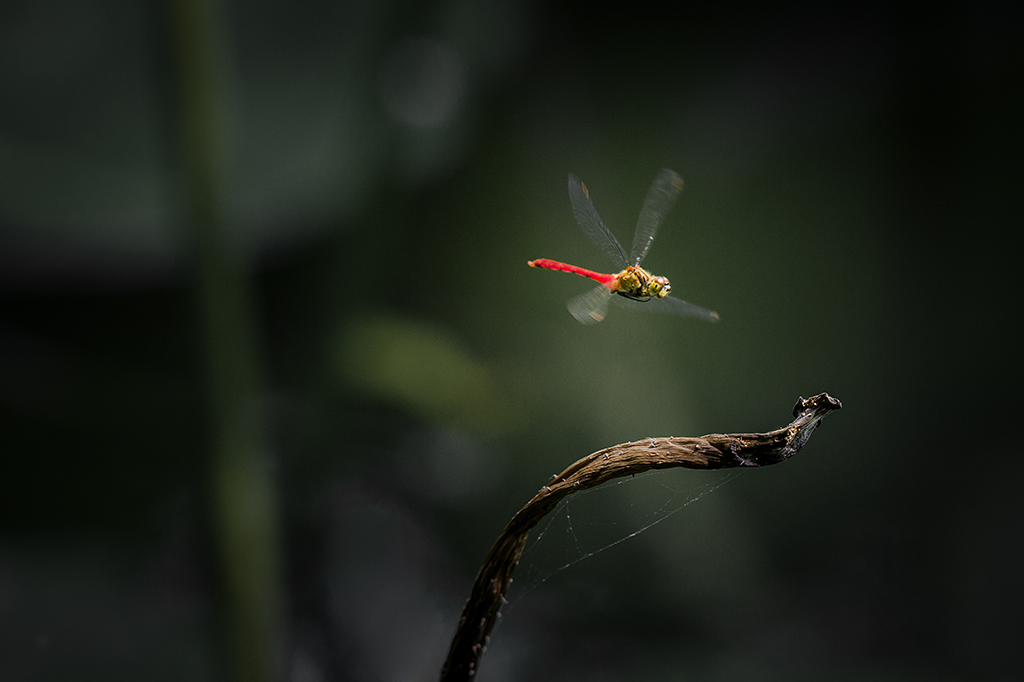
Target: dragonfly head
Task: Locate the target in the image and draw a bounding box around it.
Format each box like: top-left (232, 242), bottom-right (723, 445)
top-left (649, 275), bottom-right (671, 298)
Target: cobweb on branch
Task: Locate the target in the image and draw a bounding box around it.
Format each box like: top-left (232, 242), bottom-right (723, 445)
top-left (508, 468), bottom-right (744, 603)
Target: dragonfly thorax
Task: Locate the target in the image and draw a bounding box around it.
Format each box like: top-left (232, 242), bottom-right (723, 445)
top-left (612, 266), bottom-right (672, 301)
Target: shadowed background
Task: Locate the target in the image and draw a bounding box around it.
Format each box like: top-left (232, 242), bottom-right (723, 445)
top-left (1, 1), bottom-right (1020, 680)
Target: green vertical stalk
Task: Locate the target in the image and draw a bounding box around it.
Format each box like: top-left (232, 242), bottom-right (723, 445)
top-left (168, 1), bottom-right (281, 680)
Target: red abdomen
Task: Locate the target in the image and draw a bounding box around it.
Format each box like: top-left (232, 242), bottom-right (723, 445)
top-left (528, 259), bottom-right (616, 286)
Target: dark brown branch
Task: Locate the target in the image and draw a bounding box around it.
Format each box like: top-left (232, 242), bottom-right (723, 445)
top-left (440, 393), bottom-right (842, 681)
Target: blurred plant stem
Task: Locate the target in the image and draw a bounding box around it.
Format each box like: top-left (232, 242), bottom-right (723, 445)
top-left (169, 0), bottom-right (282, 680)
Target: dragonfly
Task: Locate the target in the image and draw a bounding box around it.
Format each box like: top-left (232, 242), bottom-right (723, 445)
top-left (528, 169), bottom-right (720, 325)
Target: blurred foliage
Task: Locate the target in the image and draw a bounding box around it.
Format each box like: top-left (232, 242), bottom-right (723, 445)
top-left (1, 1), bottom-right (1021, 681)
top-left (335, 314), bottom-right (519, 434)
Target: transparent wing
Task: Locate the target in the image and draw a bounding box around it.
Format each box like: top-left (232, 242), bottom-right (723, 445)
top-left (613, 293), bottom-right (719, 322)
top-left (566, 285), bottom-right (615, 325)
top-left (630, 169), bottom-right (684, 266)
top-left (567, 173), bottom-right (629, 270)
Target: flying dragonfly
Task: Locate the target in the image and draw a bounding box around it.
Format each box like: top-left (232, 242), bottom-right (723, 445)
top-left (528, 169), bottom-right (720, 324)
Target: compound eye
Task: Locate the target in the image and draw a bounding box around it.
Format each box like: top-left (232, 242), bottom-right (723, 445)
top-left (651, 276), bottom-right (671, 297)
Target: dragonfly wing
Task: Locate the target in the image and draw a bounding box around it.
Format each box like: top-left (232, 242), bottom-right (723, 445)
top-left (613, 293), bottom-right (720, 322)
top-left (630, 169), bottom-right (684, 266)
top-left (566, 285), bottom-right (615, 325)
top-left (568, 174), bottom-right (629, 270)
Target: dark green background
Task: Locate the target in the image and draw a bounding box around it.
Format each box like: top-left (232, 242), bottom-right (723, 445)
top-left (1, 1), bottom-right (1019, 680)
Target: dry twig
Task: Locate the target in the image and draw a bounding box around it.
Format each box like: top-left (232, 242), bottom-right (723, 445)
top-left (440, 393), bottom-right (842, 681)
